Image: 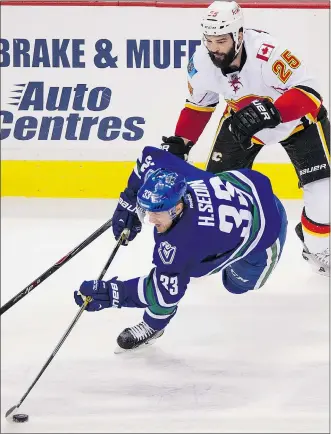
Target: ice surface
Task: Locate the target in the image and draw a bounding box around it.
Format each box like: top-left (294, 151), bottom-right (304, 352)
top-left (1, 198), bottom-right (329, 433)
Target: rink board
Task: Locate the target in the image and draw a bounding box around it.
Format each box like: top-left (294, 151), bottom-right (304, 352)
top-left (1, 161), bottom-right (301, 199)
top-left (1, 160), bottom-right (301, 198)
top-left (1, 1), bottom-right (329, 198)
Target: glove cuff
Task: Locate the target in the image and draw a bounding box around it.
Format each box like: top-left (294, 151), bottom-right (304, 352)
top-left (162, 135), bottom-right (194, 147)
top-left (107, 278), bottom-right (127, 308)
top-left (118, 188), bottom-right (138, 214)
top-left (123, 187), bottom-right (137, 198)
top-left (261, 99), bottom-right (282, 125)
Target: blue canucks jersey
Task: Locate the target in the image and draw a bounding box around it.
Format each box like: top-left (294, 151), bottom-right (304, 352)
top-left (121, 146), bottom-right (282, 330)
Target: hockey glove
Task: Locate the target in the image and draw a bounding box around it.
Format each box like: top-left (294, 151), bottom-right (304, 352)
top-left (74, 277), bottom-right (126, 311)
top-left (112, 188), bottom-right (142, 245)
top-left (161, 136), bottom-right (194, 161)
top-left (230, 99), bottom-right (282, 150)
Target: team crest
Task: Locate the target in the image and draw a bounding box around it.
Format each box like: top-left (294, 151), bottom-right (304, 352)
top-left (228, 73), bottom-right (242, 93)
top-left (256, 43), bottom-right (275, 61)
top-left (158, 241), bottom-right (177, 265)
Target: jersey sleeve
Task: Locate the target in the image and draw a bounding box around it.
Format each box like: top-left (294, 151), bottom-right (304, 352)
top-left (175, 49), bottom-right (219, 143)
top-left (121, 266), bottom-right (190, 330)
top-left (186, 51), bottom-right (220, 110)
top-left (127, 145), bottom-right (210, 193)
top-left (261, 44), bottom-right (323, 122)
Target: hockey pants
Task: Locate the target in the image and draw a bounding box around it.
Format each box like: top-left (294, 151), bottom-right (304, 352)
top-left (222, 197), bottom-right (288, 294)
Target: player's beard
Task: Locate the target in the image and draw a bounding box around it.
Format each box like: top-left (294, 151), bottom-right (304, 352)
top-left (208, 44), bottom-right (237, 72)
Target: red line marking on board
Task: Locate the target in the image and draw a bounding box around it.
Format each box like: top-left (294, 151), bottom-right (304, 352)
top-left (0, 0), bottom-right (329, 8)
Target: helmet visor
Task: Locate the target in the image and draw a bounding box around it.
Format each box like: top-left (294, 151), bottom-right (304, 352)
top-left (137, 205), bottom-right (177, 232)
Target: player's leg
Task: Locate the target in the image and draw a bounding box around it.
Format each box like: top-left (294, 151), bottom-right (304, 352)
top-left (222, 197), bottom-right (287, 294)
top-left (205, 116), bottom-right (263, 173)
top-left (281, 108), bottom-right (330, 276)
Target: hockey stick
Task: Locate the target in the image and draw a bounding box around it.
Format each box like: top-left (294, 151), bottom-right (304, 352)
top-left (0, 217), bottom-right (113, 316)
top-left (5, 227), bottom-right (130, 423)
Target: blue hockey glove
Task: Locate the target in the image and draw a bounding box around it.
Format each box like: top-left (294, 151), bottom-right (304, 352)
top-left (112, 188), bottom-right (142, 245)
top-left (74, 277), bottom-right (127, 312)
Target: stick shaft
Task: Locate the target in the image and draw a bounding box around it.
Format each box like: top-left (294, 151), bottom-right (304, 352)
top-left (8, 229), bottom-right (128, 412)
top-left (0, 218), bottom-right (113, 316)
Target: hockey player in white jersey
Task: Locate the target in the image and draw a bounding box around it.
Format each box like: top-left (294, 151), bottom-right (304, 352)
top-left (161, 0), bottom-right (330, 276)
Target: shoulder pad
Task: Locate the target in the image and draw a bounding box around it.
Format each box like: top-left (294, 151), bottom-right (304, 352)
top-left (244, 29), bottom-right (277, 63)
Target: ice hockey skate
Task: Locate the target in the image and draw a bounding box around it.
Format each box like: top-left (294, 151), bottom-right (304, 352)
top-left (114, 321), bottom-right (164, 354)
top-left (295, 223), bottom-right (329, 277)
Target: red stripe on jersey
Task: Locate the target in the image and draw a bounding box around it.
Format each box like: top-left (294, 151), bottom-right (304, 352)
top-left (175, 107), bottom-right (212, 143)
top-left (226, 95), bottom-right (272, 112)
top-left (274, 88), bottom-right (321, 123)
top-left (302, 213), bottom-right (330, 235)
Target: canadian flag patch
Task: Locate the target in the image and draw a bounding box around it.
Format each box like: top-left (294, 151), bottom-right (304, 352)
top-left (256, 43), bottom-right (275, 61)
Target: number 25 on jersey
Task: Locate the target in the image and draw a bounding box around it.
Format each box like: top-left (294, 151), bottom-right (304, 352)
top-left (272, 49), bottom-right (301, 84)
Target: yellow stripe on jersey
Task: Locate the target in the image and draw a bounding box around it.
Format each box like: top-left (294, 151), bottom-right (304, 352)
top-left (225, 95), bottom-right (274, 113)
top-left (251, 136), bottom-right (265, 145)
top-left (185, 103), bottom-right (216, 113)
top-left (283, 124), bottom-right (305, 140)
top-left (294, 87), bottom-right (321, 108)
top-left (306, 113), bottom-right (318, 123)
top-left (316, 121), bottom-right (330, 162)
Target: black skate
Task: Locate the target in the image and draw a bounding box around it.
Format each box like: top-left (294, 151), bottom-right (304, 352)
top-left (295, 222), bottom-right (329, 277)
top-left (115, 321), bottom-right (164, 353)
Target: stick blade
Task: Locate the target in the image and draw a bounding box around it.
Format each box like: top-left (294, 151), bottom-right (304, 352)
top-left (5, 405), bottom-right (18, 421)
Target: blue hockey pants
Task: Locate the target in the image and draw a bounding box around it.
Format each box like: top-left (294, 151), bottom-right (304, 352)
top-left (222, 197), bottom-right (288, 294)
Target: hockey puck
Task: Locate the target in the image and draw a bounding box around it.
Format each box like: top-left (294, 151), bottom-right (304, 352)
top-left (13, 414), bottom-right (29, 423)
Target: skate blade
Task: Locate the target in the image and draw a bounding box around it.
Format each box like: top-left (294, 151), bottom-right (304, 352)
top-left (114, 338), bottom-right (158, 354)
top-left (313, 266), bottom-right (329, 277)
top-left (302, 252), bottom-right (329, 277)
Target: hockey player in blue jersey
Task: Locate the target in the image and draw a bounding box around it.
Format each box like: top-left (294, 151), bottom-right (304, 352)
top-left (74, 146), bottom-right (288, 351)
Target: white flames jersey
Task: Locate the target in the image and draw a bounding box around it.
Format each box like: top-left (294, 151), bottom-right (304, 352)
top-left (186, 29), bottom-right (322, 145)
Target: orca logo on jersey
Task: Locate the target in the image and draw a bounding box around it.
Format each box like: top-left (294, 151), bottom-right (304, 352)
top-left (158, 241), bottom-right (177, 265)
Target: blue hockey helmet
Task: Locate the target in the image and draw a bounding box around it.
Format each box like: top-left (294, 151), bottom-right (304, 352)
top-left (137, 168), bottom-right (187, 223)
